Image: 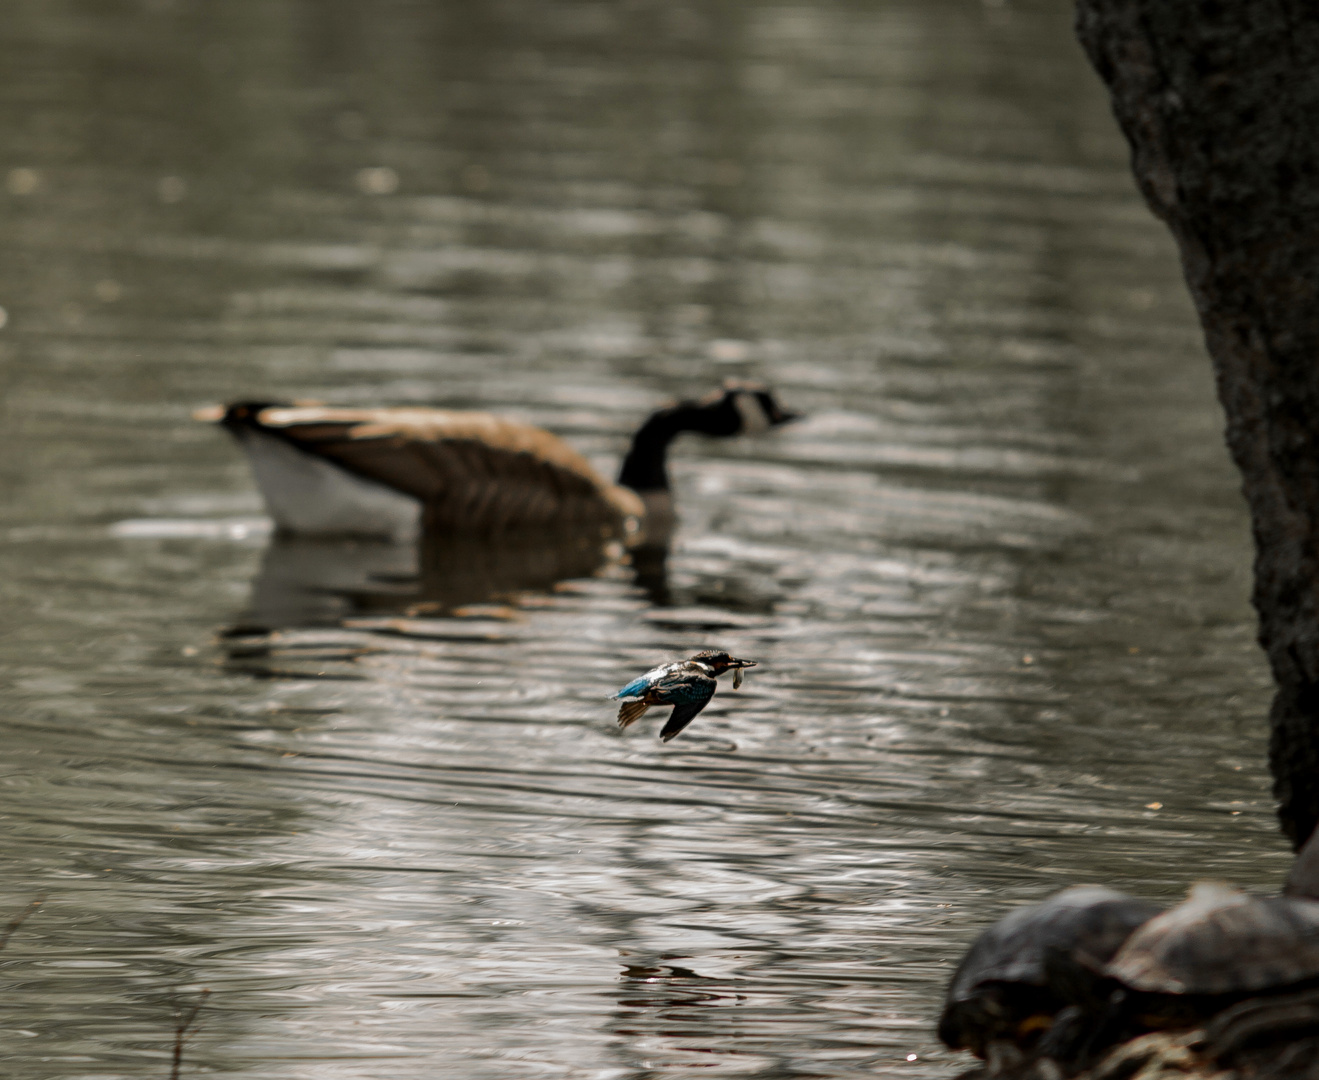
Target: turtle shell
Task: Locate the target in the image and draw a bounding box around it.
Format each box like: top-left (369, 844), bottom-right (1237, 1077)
top-left (939, 885), bottom-right (1162, 1054)
top-left (1107, 882), bottom-right (1319, 996)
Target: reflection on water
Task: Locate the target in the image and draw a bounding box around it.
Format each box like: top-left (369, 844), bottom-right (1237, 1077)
top-left (0, 0), bottom-right (1282, 1078)
top-left (231, 531), bottom-right (617, 632)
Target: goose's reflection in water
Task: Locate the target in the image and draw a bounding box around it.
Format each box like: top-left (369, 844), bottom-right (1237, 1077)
top-left (629, 542), bottom-right (673, 608)
top-left (229, 529), bottom-right (636, 634)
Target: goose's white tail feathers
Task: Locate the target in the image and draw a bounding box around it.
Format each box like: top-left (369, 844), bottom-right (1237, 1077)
top-left (238, 428), bottom-right (422, 540)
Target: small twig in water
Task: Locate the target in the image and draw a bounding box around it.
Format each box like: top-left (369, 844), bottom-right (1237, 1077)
top-left (0, 895), bottom-right (44, 953)
top-left (170, 987), bottom-right (210, 1080)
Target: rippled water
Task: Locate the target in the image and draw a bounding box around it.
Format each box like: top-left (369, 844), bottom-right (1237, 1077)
top-left (0, 1), bottom-right (1284, 1077)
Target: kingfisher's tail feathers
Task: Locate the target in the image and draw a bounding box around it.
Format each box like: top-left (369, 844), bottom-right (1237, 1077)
top-left (615, 677), bottom-right (651, 699)
top-left (617, 699), bottom-right (650, 729)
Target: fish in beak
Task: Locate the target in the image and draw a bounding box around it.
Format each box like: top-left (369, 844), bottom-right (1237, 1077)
top-left (730, 658), bottom-right (757, 690)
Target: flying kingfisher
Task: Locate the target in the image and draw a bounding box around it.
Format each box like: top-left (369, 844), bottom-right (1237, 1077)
top-left (614, 649), bottom-right (757, 742)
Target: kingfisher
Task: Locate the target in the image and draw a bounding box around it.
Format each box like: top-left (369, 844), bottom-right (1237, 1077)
top-left (614, 650), bottom-right (757, 742)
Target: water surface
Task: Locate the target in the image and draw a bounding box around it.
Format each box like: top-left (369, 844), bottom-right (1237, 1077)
top-left (0, 1), bottom-right (1279, 1077)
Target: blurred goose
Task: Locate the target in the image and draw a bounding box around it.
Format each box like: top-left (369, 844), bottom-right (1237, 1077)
top-left (196, 381), bottom-right (796, 541)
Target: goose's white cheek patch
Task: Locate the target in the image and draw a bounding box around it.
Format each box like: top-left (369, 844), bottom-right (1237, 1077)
top-left (734, 392), bottom-right (772, 434)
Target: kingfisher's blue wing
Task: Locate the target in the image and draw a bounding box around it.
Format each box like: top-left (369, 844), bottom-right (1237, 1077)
top-left (616, 661), bottom-right (677, 699)
top-left (615, 675), bottom-right (652, 700)
top-left (647, 669), bottom-right (716, 704)
top-left (653, 674), bottom-right (717, 742)
top-left (659, 697), bottom-right (712, 742)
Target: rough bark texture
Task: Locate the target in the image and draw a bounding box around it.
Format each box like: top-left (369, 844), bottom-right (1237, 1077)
top-left (1075, 1), bottom-right (1319, 849)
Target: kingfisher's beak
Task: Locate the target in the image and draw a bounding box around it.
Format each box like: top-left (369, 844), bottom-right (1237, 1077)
top-left (192, 404), bottom-right (226, 423)
top-left (768, 406), bottom-right (801, 427)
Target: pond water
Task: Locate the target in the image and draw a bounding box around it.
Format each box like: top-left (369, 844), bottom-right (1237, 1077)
top-left (0, 1), bottom-right (1282, 1077)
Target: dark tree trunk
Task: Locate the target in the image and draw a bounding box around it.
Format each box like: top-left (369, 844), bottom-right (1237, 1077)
top-left (1074, 1), bottom-right (1319, 849)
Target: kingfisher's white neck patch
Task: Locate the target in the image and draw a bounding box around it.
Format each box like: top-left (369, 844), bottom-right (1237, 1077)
top-left (734, 392), bottom-right (771, 434)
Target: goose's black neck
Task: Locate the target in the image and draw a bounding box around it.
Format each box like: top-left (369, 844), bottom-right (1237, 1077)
top-left (617, 402), bottom-right (732, 492)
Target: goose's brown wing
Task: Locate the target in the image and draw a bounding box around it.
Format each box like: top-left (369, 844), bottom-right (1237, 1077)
top-left (255, 406), bottom-right (643, 532)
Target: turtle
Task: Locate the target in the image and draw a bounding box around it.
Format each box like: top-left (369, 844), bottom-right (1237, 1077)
top-left (938, 885), bottom-right (1163, 1060)
top-left (1201, 985), bottom-right (1319, 1069)
top-left (1095, 881), bottom-right (1319, 1042)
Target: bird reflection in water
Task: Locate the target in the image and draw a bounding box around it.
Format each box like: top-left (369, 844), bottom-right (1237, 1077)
top-left (220, 527), bottom-right (640, 676)
top-left (613, 956), bottom-right (749, 1071)
top-left (629, 540), bottom-right (673, 607)
top-left (226, 527), bottom-right (627, 635)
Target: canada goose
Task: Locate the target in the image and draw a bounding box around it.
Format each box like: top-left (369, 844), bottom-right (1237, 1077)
top-left (195, 380), bottom-right (797, 541)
